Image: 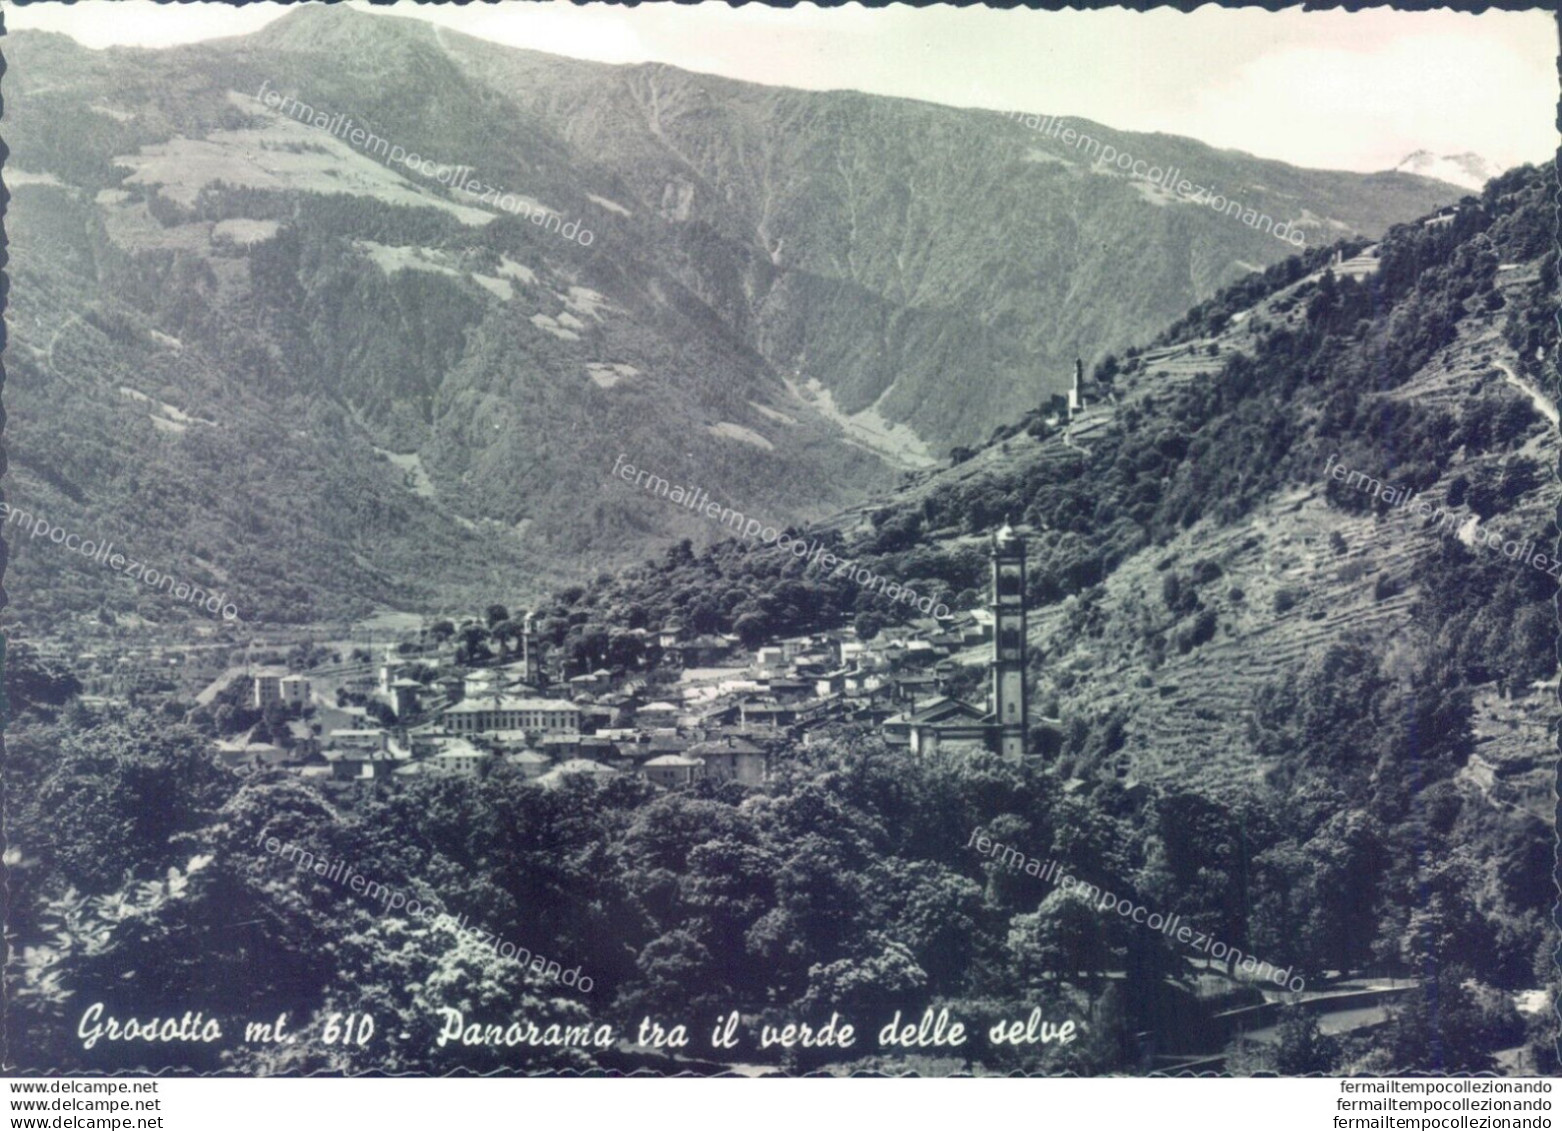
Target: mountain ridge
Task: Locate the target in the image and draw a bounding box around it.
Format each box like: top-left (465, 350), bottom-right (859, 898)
top-left (0, 8), bottom-right (1471, 624)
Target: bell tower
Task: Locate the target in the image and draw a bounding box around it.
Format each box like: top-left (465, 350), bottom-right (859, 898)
top-left (1067, 358), bottom-right (1085, 417)
top-left (522, 612), bottom-right (540, 687)
top-left (989, 524), bottom-right (1028, 759)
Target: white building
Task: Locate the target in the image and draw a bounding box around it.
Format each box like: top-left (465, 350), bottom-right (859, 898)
top-left (254, 669), bottom-right (310, 709)
top-left (329, 728), bottom-right (389, 752)
top-left (252, 668), bottom-right (286, 709)
top-left (426, 738), bottom-right (489, 776)
top-left (645, 754), bottom-right (703, 788)
top-left (441, 695), bottom-right (580, 736)
top-left (536, 758), bottom-right (617, 789)
top-left (279, 674), bottom-right (312, 707)
top-left (502, 750), bottom-right (552, 779)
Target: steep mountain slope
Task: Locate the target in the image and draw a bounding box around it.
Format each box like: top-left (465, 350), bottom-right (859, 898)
top-left (842, 165), bottom-right (1556, 808)
top-left (0, 23), bottom-right (887, 626)
top-left (533, 166), bottom-right (1556, 1024)
top-left (1, 7), bottom-right (1465, 625)
top-left (428, 7), bottom-right (1464, 443)
top-left (553, 165), bottom-right (1556, 817)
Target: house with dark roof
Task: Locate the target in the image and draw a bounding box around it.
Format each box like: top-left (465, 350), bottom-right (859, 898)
top-left (766, 678), bottom-right (813, 703)
top-left (892, 674), bottom-right (942, 703)
top-left (754, 645), bottom-right (786, 673)
top-left (425, 738), bottom-right (490, 776)
top-left (814, 669), bottom-right (849, 697)
top-left (215, 734), bottom-right (288, 772)
top-left (569, 670), bottom-right (611, 695)
top-left (844, 670), bottom-right (882, 697)
top-left (325, 747), bottom-right (399, 781)
top-left (386, 677), bottom-right (423, 717)
top-left (693, 702), bottom-right (741, 729)
top-left (666, 635), bottom-right (732, 667)
top-left (540, 733), bottom-right (585, 760)
top-left (502, 749), bottom-right (552, 779)
top-left (900, 696), bottom-right (996, 756)
top-left (738, 701), bottom-right (796, 729)
top-left (635, 700), bottom-right (682, 728)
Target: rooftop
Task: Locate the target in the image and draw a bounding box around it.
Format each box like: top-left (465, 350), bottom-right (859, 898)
top-left (687, 737), bottom-right (765, 756)
top-left (444, 695), bottom-right (577, 713)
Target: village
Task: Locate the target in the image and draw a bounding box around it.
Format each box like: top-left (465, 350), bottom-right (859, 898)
top-left (207, 600), bottom-right (1009, 789)
top-left (29, 500), bottom-right (1046, 788)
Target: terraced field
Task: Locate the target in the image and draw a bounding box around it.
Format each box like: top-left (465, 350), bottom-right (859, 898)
top-left (1054, 262), bottom-right (1558, 800)
top-left (867, 254), bottom-right (1557, 806)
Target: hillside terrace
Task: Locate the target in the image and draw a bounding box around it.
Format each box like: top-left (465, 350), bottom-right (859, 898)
top-left (1031, 255), bottom-right (1558, 805)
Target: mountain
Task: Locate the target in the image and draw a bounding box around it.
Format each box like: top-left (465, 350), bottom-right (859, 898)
top-left (1, 7), bottom-right (1467, 625)
top-left (414, 9), bottom-right (1467, 444)
top-left (545, 163), bottom-right (1556, 810)
top-left (522, 166), bottom-right (1557, 1051)
top-left (1394, 150), bottom-right (1502, 192)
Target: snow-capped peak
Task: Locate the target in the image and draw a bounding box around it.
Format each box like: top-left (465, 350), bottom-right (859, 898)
top-left (1394, 150), bottom-right (1499, 192)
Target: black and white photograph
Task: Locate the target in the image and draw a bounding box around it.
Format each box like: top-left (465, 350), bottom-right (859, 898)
top-left (0, 0), bottom-right (1558, 1100)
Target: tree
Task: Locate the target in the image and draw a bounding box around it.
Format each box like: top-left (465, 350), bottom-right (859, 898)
top-left (854, 610), bottom-right (887, 641)
top-left (1145, 791), bottom-right (1252, 971)
top-left (1381, 964), bottom-right (1522, 1073)
top-left (866, 860), bottom-right (984, 992)
top-left (680, 837), bottom-right (780, 993)
top-left (486, 604), bottom-right (510, 628)
top-left (457, 624), bottom-right (492, 665)
top-left (630, 928), bottom-right (718, 1016)
top-left (1009, 889), bottom-right (1108, 991)
top-left (1271, 1006), bottom-right (1339, 1074)
top-left (603, 630), bottom-right (644, 671)
top-left (1250, 641), bottom-right (1388, 779)
top-left (428, 619), bottom-right (456, 645)
top-left (4, 641), bottom-right (83, 721)
top-left (231, 911), bottom-right (599, 1075)
top-left (800, 933), bottom-right (928, 1014)
top-left (35, 712), bottom-right (231, 893)
top-left (733, 611), bottom-right (770, 651)
top-left (490, 619), bottom-right (519, 655)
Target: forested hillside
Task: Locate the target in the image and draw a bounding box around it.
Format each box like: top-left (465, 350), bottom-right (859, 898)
top-left (9, 166), bottom-right (1553, 1076)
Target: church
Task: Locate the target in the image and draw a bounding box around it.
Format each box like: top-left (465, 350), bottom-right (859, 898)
top-left (897, 523), bottom-right (1030, 759)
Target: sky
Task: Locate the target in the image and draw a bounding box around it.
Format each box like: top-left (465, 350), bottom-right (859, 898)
top-left (5, 1), bottom-right (1556, 173)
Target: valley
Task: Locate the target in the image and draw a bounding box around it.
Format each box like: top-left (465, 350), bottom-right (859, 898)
top-left (0, 6), bottom-right (1468, 624)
